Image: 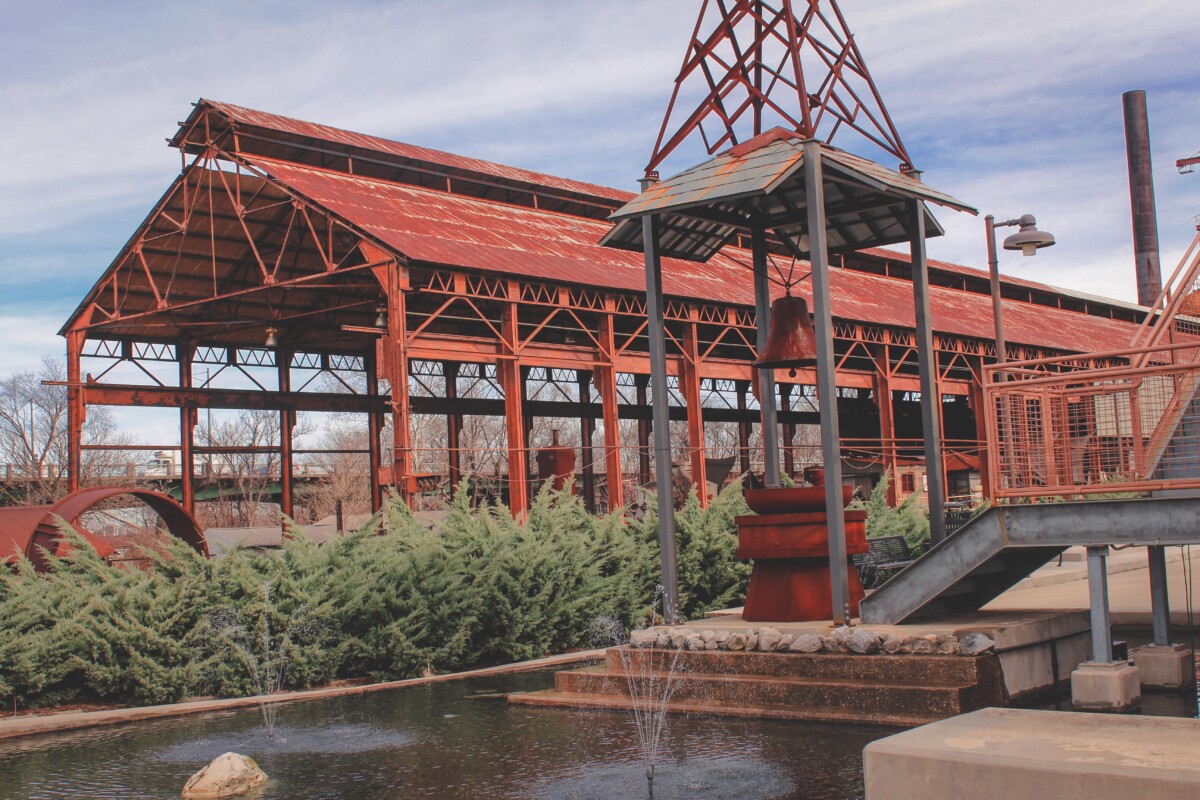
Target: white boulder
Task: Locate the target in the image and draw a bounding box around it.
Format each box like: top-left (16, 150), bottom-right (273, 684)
top-left (182, 752), bottom-right (267, 799)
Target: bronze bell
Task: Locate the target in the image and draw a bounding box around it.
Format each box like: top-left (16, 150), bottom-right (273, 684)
top-left (755, 294), bottom-right (817, 375)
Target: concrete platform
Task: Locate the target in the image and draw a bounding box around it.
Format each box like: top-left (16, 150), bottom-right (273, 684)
top-left (864, 707), bottom-right (1200, 799)
top-left (988, 545), bottom-right (1200, 628)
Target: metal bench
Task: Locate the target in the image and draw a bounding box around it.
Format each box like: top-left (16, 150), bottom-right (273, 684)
top-left (853, 535), bottom-right (916, 589)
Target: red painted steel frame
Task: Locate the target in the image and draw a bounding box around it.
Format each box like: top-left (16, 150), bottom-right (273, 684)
top-left (58, 102), bottom-right (1131, 521)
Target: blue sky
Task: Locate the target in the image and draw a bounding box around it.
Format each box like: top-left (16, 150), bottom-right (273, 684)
top-left (1, 0), bottom-right (1198, 379)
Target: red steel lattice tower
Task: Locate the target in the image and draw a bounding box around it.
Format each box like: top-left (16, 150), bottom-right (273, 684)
top-left (646, 0), bottom-right (913, 178)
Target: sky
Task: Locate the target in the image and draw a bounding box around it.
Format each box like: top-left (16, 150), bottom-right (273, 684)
top-left (1, 0), bottom-right (1198, 387)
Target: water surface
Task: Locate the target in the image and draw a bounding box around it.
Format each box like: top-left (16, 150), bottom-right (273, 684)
top-left (0, 670), bottom-right (890, 799)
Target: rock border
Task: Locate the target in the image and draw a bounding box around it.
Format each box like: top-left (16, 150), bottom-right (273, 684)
top-left (630, 626), bottom-right (995, 656)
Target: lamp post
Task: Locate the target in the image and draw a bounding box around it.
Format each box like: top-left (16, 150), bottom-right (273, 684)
top-left (985, 214), bottom-right (1056, 372)
top-left (984, 214), bottom-right (1055, 499)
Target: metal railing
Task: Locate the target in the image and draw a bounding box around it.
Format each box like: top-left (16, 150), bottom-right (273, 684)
top-left (984, 339), bottom-right (1200, 498)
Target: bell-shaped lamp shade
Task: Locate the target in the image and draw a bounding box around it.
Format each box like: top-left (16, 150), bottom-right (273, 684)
top-left (1002, 214), bottom-right (1055, 257)
top-left (265, 326), bottom-right (279, 348)
top-left (755, 294), bottom-right (817, 375)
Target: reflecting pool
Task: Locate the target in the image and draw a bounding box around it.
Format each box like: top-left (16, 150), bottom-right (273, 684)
top-left (0, 670), bottom-right (892, 799)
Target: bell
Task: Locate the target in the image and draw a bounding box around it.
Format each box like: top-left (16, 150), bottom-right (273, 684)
top-left (755, 294), bottom-right (817, 375)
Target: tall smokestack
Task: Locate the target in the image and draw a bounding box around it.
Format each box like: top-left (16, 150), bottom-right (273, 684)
top-left (1123, 90), bottom-right (1163, 305)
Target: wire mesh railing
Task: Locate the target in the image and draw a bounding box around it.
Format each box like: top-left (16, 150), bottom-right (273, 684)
top-left (985, 339), bottom-right (1200, 499)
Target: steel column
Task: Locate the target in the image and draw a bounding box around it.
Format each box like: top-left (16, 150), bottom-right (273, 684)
top-left (682, 322), bottom-right (708, 507)
top-left (642, 211), bottom-right (680, 621)
top-left (179, 343), bottom-right (197, 514)
top-left (445, 361), bottom-right (463, 492)
top-left (277, 348), bottom-right (295, 520)
top-left (500, 301), bottom-right (529, 516)
top-left (387, 267), bottom-right (413, 506)
top-left (752, 224), bottom-right (781, 487)
top-left (969, 374), bottom-right (991, 502)
top-left (874, 346), bottom-right (898, 505)
top-left (1148, 546), bottom-right (1172, 646)
top-left (365, 348), bottom-right (383, 513)
top-left (66, 329), bottom-right (85, 494)
top-left (909, 200), bottom-right (948, 545)
top-left (636, 374), bottom-right (652, 487)
top-left (578, 370), bottom-right (596, 512)
top-left (736, 380), bottom-right (752, 476)
top-left (805, 140), bottom-right (851, 625)
top-left (780, 383), bottom-right (796, 479)
top-left (1087, 544), bottom-right (1114, 663)
top-left (598, 315), bottom-right (625, 511)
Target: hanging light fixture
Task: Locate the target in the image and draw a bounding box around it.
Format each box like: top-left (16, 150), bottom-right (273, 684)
top-left (374, 304), bottom-right (388, 329)
top-left (754, 293), bottom-right (817, 377)
top-left (265, 326), bottom-right (279, 348)
top-left (1002, 214), bottom-right (1056, 257)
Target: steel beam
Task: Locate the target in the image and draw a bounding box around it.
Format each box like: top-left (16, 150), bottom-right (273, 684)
top-left (909, 199), bottom-right (948, 545)
top-left (805, 140), bottom-right (851, 625)
top-left (643, 211), bottom-right (680, 621)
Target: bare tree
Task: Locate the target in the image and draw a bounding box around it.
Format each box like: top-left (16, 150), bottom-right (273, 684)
top-left (0, 358), bottom-right (131, 504)
top-left (296, 414), bottom-right (373, 524)
top-left (196, 409), bottom-right (312, 528)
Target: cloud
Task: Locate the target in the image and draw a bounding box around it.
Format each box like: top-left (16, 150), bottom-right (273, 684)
top-left (1, 0), bottom-right (1198, 374)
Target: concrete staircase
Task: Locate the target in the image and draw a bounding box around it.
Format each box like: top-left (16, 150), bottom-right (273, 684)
top-left (859, 496), bottom-right (1200, 625)
top-left (508, 646), bottom-right (1006, 727)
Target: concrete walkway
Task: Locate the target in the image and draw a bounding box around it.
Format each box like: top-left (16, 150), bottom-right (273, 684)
top-left (0, 649), bottom-right (604, 741)
top-left (987, 545), bottom-right (1200, 628)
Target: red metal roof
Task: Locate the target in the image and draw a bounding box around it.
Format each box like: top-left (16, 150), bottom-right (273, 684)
top-left (189, 99), bottom-right (633, 205)
top-left (247, 155), bottom-right (1138, 353)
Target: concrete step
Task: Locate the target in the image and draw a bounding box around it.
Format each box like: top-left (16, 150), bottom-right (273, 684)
top-left (555, 666), bottom-right (988, 721)
top-left (605, 647), bottom-right (989, 686)
top-left (510, 687), bottom-right (947, 728)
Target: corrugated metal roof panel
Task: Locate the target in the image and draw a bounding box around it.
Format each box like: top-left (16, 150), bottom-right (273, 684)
top-left (192, 99), bottom-right (633, 204)
top-left (609, 135), bottom-right (975, 221)
top-left (247, 155), bottom-right (1136, 354)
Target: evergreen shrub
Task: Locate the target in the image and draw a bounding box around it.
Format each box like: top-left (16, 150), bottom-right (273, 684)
top-left (0, 482), bottom-right (749, 708)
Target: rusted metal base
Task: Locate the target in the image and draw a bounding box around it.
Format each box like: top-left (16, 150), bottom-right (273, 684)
top-left (736, 509), bottom-right (868, 622)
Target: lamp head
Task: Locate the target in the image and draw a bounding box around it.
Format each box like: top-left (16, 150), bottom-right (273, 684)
top-left (265, 326), bottom-right (279, 348)
top-left (1003, 214), bottom-right (1055, 257)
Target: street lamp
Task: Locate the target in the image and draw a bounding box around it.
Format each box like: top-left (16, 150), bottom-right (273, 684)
top-left (985, 213), bottom-right (1055, 499)
top-left (985, 214), bottom-right (1056, 369)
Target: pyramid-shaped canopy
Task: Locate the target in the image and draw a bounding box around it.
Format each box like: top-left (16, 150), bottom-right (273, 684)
top-left (603, 130), bottom-right (975, 262)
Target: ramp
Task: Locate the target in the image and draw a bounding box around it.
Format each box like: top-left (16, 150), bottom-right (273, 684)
top-left (859, 497), bottom-right (1200, 625)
